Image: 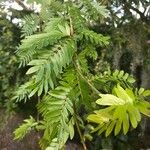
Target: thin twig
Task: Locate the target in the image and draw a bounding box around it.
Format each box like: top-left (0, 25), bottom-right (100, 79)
top-left (37, 96), bottom-right (40, 122)
top-left (73, 102), bottom-right (87, 150)
top-left (74, 58), bottom-right (101, 95)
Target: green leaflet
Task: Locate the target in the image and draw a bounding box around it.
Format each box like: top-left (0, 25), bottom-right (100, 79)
top-left (122, 73), bottom-right (129, 80)
top-left (142, 90), bottom-right (150, 97)
top-left (114, 120), bottom-right (122, 136)
top-left (137, 101), bottom-right (150, 117)
top-left (127, 105), bottom-right (138, 128)
top-left (87, 114), bottom-right (109, 124)
top-left (138, 88), bottom-right (145, 95)
top-left (125, 88), bottom-right (135, 100)
top-left (122, 107), bottom-right (129, 135)
top-left (105, 121), bottom-right (116, 137)
top-left (96, 94), bottom-right (125, 105)
top-left (118, 70), bottom-right (124, 78)
top-left (113, 84), bottom-right (133, 103)
top-left (98, 124), bottom-right (108, 135)
top-left (68, 117), bottom-right (75, 139)
top-left (26, 66), bottom-right (40, 74)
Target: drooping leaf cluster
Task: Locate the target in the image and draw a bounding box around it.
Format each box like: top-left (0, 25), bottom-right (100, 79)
top-left (13, 0), bottom-right (150, 149)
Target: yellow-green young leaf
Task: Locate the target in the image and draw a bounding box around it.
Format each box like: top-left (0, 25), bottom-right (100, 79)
top-left (114, 84), bottom-right (133, 103)
top-left (125, 89), bottom-right (135, 100)
top-left (105, 121), bottom-right (116, 137)
top-left (137, 101), bottom-right (150, 117)
top-left (138, 106), bottom-right (150, 117)
top-left (138, 88), bottom-right (145, 95)
top-left (87, 114), bottom-right (109, 124)
top-left (95, 106), bottom-right (115, 114)
top-left (123, 112), bottom-right (129, 135)
top-left (113, 106), bottom-right (122, 119)
top-left (96, 94), bottom-right (125, 106)
top-left (114, 120), bottom-right (122, 136)
top-left (91, 124), bottom-right (102, 133)
top-left (140, 109), bottom-right (150, 117)
top-left (98, 123), bottom-right (108, 135)
top-left (127, 105), bottom-right (138, 128)
top-left (133, 107), bottom-right (141, 122)
top-left (143, 90), bottom-right (150, 97)
top-left (129, 104), bottom-right (141, 120)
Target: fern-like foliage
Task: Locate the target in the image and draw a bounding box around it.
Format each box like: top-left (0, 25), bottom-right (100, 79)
top-left (78, 44), bottom-right (98, 74)
top-left (26, 40), bottom-right (75, 96)
top-left (12, 80), bottom-right (34, 102)
top-left (73, 0), bottom-right (109, 22)
top-left (93, 69), bottom-right (136, 93)
top-left (37, 69), bottom-right (78, 149)
top-left (17, 21), bottom-right (70, 66)
top-left (14, 116), bottom-right (38, 140)
top-left (13, 0), bottom-right (150, 149)
top-left (80, 29), bottom-right (110, 46)
top-left (22, 14), bottom-right (40, 36)
top-left (81, 0), bottom-right (110, 21)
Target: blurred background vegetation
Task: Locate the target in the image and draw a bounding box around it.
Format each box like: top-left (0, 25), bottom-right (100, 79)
top-left (0, 0), bottom-right (150, 149)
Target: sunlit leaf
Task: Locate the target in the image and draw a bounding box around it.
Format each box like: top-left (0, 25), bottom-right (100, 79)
top-left (97, 94), bottom-right (125, 106)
